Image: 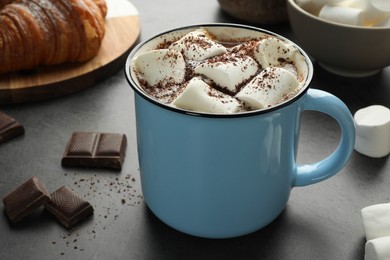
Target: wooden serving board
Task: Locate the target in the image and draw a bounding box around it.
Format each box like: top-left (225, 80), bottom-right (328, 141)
top-left (0, 0), bottom-right (140, 104)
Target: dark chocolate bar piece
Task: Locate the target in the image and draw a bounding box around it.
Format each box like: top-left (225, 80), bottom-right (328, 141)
top-left (45, 186), bottom-right (94, 228)
top-left (0, 111), bottom-right (24, 145)
top-left (61, 132), bottom-right (127, 170)
top-left (2, 176), bottom-right (51, 223)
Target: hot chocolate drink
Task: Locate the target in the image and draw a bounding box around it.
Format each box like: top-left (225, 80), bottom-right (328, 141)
top-left (130, 27), bottom-right (309, 114)
top-left (124, 24), bottom-right (356, 238)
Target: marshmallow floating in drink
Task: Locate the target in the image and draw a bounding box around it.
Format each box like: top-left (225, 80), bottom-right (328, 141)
top-left (354, 105), bottom-right (390, 158)
top-left (236, 67), bottom-right (300, 109)
top-left (254, 37), bottom-right (299, 68)
top-left (133, 49), bottom-right (185, 86)
top-left (365, 236), bottom-right (390, 260)
top-left (298, 0), bottom-right (390, 27)
top-left (169, 29), bottom-right (227, 60)
top-left (173, 77), bottom-right (241, 114)
top-left (194, 55), bottom-right (259, 93)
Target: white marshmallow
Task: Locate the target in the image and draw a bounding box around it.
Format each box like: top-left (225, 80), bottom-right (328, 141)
top-left (254, 37), bottom-right (299, 69)
top-left (376, 17), bottom-right (390, 27)
top-left (133, 49), bottom-right (185, 87)
top-left (194, 55), bottom-right (259, 93)
top-left (354, 105), bottom-right (390, 158)
top-left (236, 67), bottom-right (300, 109)
top-left (297, 0), bottom-right (347, 15)
top-left (169, 29), bottom-right (227, 61)
top-left (297, 0), bottom-right (346, 5)
top-left (361, 203), bottom-right (390, 241)
top-left (365, 237), bottom-right (390, 260)
top-left (371, 0), bottom-right (390, 12)
top-left (341, 0), bottom-right (367, 9)
top-left (347, 0), bottom-right (390, 26)
top-left (319, 5), bottom-right (364, 26)
top-left (172, 77), bottom-right (241, 114)
top-left (363, 0), bottom-right (390, 26)
top-left (290, 51), bottom-right (309, 83)
top-left (308, 0), bottom-right (390, 27)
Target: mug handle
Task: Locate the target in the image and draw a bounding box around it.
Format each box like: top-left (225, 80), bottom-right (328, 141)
top-left (294, 88), bottom-right (356, 187)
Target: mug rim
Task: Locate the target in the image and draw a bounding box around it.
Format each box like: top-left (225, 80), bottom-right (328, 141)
top-left (124, 23), bottom-right (314, 118)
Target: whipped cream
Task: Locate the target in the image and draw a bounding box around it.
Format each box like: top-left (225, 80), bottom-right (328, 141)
top-left (132, 28), bottom-right (307, 114)
top-left (297, 0), bottom-right (390, 27)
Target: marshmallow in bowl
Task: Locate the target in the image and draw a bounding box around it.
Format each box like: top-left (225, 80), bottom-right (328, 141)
top-left (133, 49), bottom-right (186, 86)
top-left (360, 0), bottom-right (390, 26)
top-left (194, 55), bottom-right (259, 93)
top-left (236, 67), bottom-right (300, 109)
top-left (296, 0), bottom-right (346, 15)
top-left (169, 29), bottom-right (227, 60)
top-left (319, 5), bottom-right (364, 26)
top-left (172, 77), bottom-right (241, 114)
top-left (365, 236), bottom-right (390, 260)
top-left (298, 0), bottom-right (390, 27)
top-left (377, 17), bottom-right (390, 26)
top-left (354, 105), bottom-right (390, 158)
top-left (361, 203), bottom-right (390, 241)
top-left (348, 0), bottom-right (389, 27)
top-left (371, 0), bottom-right (390, 10)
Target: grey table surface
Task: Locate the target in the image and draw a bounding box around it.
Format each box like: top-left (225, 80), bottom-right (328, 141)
top-left (1, 0), bottom-right (390, 259)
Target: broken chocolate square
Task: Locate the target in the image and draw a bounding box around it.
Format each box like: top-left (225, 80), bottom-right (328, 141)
top-left (0, 111), bottom-right (24, 145)
top-left (2, 176), bottom-right (51, 223)
top-left (61, 132), bottom-right (127, 170)
top-left (45, 186), bottom-right (93, 228)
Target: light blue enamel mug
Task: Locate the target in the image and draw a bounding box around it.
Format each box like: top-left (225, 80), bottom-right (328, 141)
top-left (125, 24), bottom-right (355, 238)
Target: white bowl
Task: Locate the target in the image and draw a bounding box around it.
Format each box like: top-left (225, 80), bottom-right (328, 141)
top-left (287, 0), bottom-right (390, 77)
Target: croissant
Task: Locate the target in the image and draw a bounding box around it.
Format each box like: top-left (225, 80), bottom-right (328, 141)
top-left (0, 0), bottom-right (107, 74)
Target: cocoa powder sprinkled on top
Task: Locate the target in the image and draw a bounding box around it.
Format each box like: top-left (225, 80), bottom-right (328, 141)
top-left (133, 29), bottom-right (304, 111)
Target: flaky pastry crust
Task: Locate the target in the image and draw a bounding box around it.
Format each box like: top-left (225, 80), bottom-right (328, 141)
top-left (0, 0), bottom-right (107, 74)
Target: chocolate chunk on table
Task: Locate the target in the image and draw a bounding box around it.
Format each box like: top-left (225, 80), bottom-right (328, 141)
top-left (0, 111), bottom-right (24, 145)
top-left (45, 186), bottom-right (93, 228)
top-left (2, 176), bottom-right (51, 223)
top-left (61, 132), bottom-right (127, 170)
